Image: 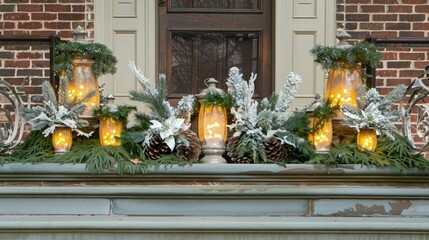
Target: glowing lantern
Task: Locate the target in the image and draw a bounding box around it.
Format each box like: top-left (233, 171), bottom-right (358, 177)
top-left (307, 94), bottom-right (332, 153)
top-left (357, 128), bottom-right (377, 152)
top-left (99, 117), bottom-right (122, 146)
top-left (326, 64), bottom-right (363, 110)
top-left (68, 55), bottom-right (100, 118)
top-left (52, 126), bottom-right (72, 154)
top-left (197, 78), bottom-right (228, 164)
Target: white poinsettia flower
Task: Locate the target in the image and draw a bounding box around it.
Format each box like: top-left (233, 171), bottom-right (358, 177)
top-left (149, 117), bottom-right (186, 150)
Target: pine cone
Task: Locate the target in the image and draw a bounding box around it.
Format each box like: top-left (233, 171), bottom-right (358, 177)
top-left (264, 137), bottom-right (287, 162)
top-left (226, 135), bottom-right (253, 164)
top-left (176, 130), bottom-right (201, 162)
top-left (144, 134), bottom-right (171, 160)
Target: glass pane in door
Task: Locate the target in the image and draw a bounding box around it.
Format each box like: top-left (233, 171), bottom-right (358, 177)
top-left (170, 32), bottom-right (259, 96)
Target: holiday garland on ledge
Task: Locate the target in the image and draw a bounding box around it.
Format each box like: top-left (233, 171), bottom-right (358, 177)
top-left (2, 54), bottom-right (429, 173)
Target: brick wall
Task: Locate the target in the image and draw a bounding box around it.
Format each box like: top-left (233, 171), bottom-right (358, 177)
top-left (0, 0), bottom-right (94, 106)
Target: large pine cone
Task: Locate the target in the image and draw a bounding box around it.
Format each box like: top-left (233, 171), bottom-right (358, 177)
top-left (226, 135), bottom-right (253, 164)
top-left (176, 130), bottom-right (201, 162)
top-left (264, 137), bottom-right (287, 162)
top-left (144, 134), bottom-right (171, 160)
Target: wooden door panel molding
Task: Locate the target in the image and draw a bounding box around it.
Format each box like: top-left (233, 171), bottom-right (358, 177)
top-left (159, 0), bottom-right (272, 101)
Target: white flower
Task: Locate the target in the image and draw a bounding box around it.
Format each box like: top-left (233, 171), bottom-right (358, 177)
top-left (149, 116), bottom-right (187, 151)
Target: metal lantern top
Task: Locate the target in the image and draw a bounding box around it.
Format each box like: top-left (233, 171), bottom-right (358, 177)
top-left (336, 29), bottom-right (352, 49)
top-left (306, 93), bottom-right (324, 114)
top-left (72, 25), bottom-right (88, 44)
top-left (104, 94), bottom-right (116, 105)
top-left (196, 78), bottom-right (225, 100)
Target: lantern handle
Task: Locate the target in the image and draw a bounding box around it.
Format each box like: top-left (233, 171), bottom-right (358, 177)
top-left (204, 78), bottom-right (218, 88)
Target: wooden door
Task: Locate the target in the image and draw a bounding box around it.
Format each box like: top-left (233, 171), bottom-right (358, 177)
top-left (158, 0), bottom-right (272, 101)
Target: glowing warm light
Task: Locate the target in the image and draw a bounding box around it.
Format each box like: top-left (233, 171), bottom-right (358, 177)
top-left (308, 117), bottom-right (332, 152)
top-left (198, 104), bottom-right (227, 145)
top-left (99, 117), bottom-right (122, 146)
top-left (52, 126), bottom-right (72, 154)
top-left (357, 128), bottom-right (377, 151)
top-left (65, 56), bottom-right (100, 117)
top-left (325, 65), bottom-right (363, 113)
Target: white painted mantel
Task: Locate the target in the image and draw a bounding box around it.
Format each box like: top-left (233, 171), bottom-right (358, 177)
top-left (0, 164), bottom-right (428, 239)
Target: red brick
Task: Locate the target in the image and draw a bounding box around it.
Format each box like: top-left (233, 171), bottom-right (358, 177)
top-left (361, 5), bottom-right (385, 13)
top-left (346, 14), bottom-right (370, 22)
top-left (345, 22), bottom-right (358, 30)
top-left (370, 31), bottom-right (398, 38)
top-left (5, 60), bottom-right (30, 68)
top-left (17, 4), bottom-right (43, 12)
top-left (399, 31), bottom-right (425, 37)
top-left (45, 4), bottom-right (71, 12)
top-left (31, 61), bottom-right (49, 68)
top-left (373, 14), bottom-right (398, 21)
top-left (415, 5), bottom-right (429, 13)
top-left (386, 79), bottom-right (412, 86)
top-left (72, 5), bottom-right (85, 12)
top-left (387, 61), bottom-right (411, 69)
top-left (415, 62), bottom-right (429, 69)
top-left (400, 14), bottom-right (426, 22)
top-left (399, 53), bottom-right (426, 60)
top-left (375, 79), bottom-right (385, 86)
top-left (360, 23), bottom-right (384, 30)
top-left (4, 0), bottom-right (29, 2)
top-left (59, 0), bottom-right (85, 2)
top-left (22, 87), bottom-right (42, 94)
top-left (58, 13), bottom-right (85, 20)
top-left (402, 0), bottom-right (427, 3)
top-left (31, 13), bottom-right (57, 20)
top-left (3, 31), bottom-right (31, 36)
top-left (345, 0), bottom-right (371, 3)
top-left (378, 70), bottom-right (398, 77)
top-left (386, 23), bottom-right (411, 30)
top-left (346, 5), bottom-right (358, 12)
top-left (18, 22), bottom-right (43, 29)
top-left (382, 52), bottom-right (397, 61)
top-left (413, 23), bottom-right (429, 30)
top-left (31, 0), bottom-right (57, 3)
top-left (44, 22), bottom-right (71, 30)
top-left (58, 31), bottom-right (73, 39)
top-left (30, 31), bottom-right (57, 36)
top-left (0, 22), bottom-right (16, 29)
top-left (0, 4), bottom-right (15, 12)
top-left (388, 5), bottom-right (413, 13)
top-left (0, 52), bottom-right (15, 59)
top-left (3, 13), bottom-right (30, 21)
top-left (399, 70), bottom-right (422, 77)
top-left (17, 52), bottom-right (44, 59)
top-left (373, 0), bottom-right (399, 3)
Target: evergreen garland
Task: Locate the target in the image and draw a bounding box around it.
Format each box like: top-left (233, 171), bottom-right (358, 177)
top-left (92, 104), bottom-right (137, 122)
top-left (310, 42), bottom-right (381, 70)
top-left (309, 132), bottom-right (429, 172)
top-left (55, 41), bottom-right (118, 79)
top-left (203, 91), bottom-right (235, 109)
top-left (3, 131), bottom-right (191, 174)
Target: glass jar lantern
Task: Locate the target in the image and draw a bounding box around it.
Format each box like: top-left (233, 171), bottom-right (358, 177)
top-left (326, 64), bottom-right (363, 110)
top-left (308, 117), bottom-right (333, 153)
top-left (99, 117), bottom-right (122, 146)
top-left (357, 128), bottom-right (377, 152)
top-left (68, 55), bottom-right (100, 118)
top-left (196, 78), bottom-right (228, 164)
top-left (306, 94), bottom-right (332, 153)
top-left (52, 126), bottom-right (72, 154)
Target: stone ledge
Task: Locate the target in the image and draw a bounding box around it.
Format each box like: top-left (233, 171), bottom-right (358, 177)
top-left (0, 216), bottom-right (428, 232)
top-left (0, 163), bottom-right (428, 183)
